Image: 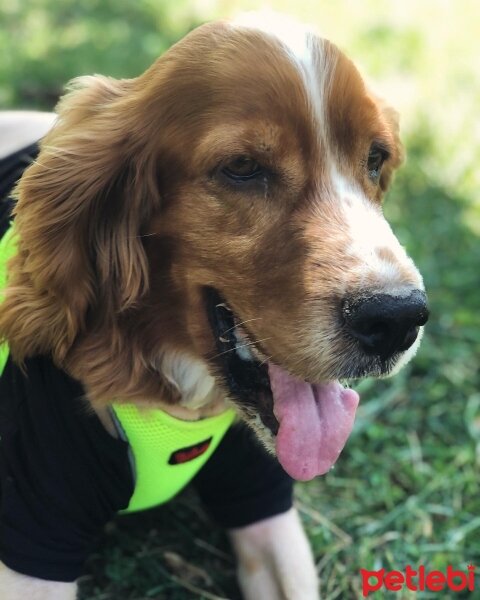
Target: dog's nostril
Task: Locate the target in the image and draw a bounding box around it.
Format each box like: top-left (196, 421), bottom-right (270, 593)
top-left (353, 319), bottom-right (418, 355)
top-left (342, 290), bottom-right (429, 359)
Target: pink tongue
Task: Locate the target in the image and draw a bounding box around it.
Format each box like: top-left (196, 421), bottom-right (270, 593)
top-left (269, 363), bottom-right (359, 481)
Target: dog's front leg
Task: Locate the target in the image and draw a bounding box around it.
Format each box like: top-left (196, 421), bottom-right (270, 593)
top-left (229, 507), bottom-right (319, 600)
top-left (0, 562), bottom-right (77, 600)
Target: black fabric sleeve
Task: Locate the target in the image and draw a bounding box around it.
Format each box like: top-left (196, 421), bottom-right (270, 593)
top-left (0, 355), bottom-right (134, 582)
top-left (191, 422), bottom-right (294, 529)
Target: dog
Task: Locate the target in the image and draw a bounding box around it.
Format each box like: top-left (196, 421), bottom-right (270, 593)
top-left (0, 15), bottom-right (428, 600)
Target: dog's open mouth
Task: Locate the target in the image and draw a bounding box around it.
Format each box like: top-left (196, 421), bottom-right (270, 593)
top-left (205, 287), bottom-right (360, 481)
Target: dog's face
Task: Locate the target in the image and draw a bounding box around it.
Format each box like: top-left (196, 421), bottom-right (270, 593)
top-left (2, 20), bottom-right (427, 480)
top-left (140, 22), bottom-right (427, 477)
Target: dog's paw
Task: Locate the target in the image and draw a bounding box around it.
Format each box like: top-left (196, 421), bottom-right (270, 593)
top-left (229, 508), bottom-right (320, 600)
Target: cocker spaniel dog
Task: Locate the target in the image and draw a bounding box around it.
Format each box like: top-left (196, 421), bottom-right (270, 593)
top-left (0, 15), bottom-right (427, 600)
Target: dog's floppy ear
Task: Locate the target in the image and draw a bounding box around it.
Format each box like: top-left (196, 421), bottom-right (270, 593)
top-left (0, 75), bottom-right (161, 363)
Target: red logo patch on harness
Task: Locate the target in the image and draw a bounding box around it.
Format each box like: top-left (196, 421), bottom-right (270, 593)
top-left (168, 438), bottom-right (213, 465)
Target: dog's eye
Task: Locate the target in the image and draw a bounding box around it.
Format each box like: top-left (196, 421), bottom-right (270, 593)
top-left (222, 156), bottom-right (263, 182)
top-left (367, 144), bottom-right (389, 181)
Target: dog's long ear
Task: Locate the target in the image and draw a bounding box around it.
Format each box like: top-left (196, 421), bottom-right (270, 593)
top-left (0, 75), bottom-right (161, 363)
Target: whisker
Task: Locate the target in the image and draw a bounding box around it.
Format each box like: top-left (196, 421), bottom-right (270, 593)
top-left (221, 317), bottom-right (263, 335)
top-left (259, 354), bottom-right (273, 367)
top-left (132, 231), bottom-right (161, 239)
top-left (211, 337), bottom-right (272, 360)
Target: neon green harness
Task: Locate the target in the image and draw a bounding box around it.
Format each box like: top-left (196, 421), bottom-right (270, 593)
top-left (112, 403), bottom-right (235, 512)
top-left (0, 225), bottom-right (235, 513)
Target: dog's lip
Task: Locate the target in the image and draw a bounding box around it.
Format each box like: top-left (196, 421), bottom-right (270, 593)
top-left (205, 287), bottom-right (278, 434)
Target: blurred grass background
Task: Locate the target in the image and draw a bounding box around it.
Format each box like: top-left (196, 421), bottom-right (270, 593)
top-left (1, 0), bottom-right (479, 598)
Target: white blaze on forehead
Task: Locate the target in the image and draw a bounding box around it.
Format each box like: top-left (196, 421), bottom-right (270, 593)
top-left (287, 32), bottom-right (336, 141)
top-left (232, 12), bottom-right (335, 140)
top-left (331, 166), bottom-right (424, 295)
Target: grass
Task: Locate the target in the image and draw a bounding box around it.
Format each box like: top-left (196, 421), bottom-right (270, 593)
top-left (2, 1), bottom-right (479, 598)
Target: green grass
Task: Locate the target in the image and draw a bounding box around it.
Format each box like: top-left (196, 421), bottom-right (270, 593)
top-left (2, 1), bottom-right (479, 598)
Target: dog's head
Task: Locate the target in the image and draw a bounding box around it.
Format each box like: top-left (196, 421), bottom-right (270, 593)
top-left (1, 19), bottom-right (428, 480)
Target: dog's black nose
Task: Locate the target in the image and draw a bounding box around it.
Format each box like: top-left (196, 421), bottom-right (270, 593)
top-left (343, 290), bottom-right (429, 359)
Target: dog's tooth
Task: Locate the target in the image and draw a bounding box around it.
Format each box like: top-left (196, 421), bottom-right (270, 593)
top-left (219, 336), bottom-right (229, 343)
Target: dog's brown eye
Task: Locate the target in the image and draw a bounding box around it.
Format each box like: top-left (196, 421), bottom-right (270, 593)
top-left (367, 144), bottom-right (389, 181)
top-left (222, 156), bottom-right (263, 181)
